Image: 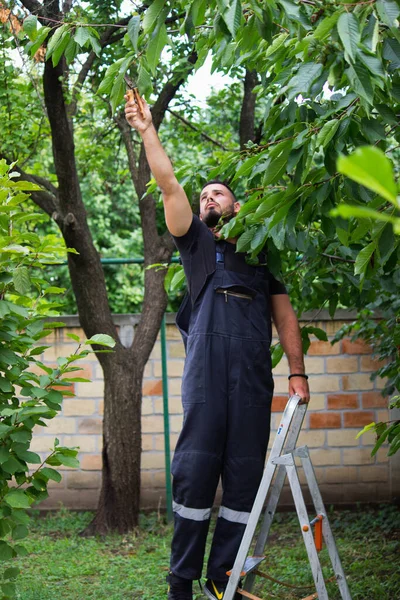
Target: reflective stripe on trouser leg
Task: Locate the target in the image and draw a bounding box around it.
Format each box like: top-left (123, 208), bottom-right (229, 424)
top-left (170, 449), bottom-right (222, 580)
top-left (206, 454), bottom-right (269, 580)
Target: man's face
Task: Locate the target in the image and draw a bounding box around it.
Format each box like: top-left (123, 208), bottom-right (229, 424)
top-left (199, 184), bottom-right (240, 229)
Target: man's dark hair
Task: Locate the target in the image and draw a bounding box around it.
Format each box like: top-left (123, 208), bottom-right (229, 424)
top-left (201, 179), bottom-right (237, 201)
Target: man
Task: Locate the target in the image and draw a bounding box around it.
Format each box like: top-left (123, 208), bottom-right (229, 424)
top-left (125, 96), bottom-right (310, 600)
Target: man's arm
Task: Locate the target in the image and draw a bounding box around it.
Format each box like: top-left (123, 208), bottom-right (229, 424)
top-left (271, 295), bottom-right (310, 402)
top-left (125, 95), bottom-right (193, 237)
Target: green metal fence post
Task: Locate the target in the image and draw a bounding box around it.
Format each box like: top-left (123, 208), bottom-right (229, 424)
top-left (160, 313), bottom-right (173, 522)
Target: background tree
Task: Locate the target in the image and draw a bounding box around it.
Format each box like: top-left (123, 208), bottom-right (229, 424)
top-left (1, 0), bottom-right (399, 532)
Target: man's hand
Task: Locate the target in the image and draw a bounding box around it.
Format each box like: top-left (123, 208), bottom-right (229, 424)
top-left (289, 376), bottom-right (310, 404)
top-left (124, 94), bottom-right (152, 134)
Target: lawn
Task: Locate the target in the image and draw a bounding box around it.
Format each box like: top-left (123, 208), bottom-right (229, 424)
top-left (12, 505), bottom-right (400, 600)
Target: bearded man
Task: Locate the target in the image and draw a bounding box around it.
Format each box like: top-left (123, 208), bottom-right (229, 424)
top-left (125, 96), bottom-right (310, 600)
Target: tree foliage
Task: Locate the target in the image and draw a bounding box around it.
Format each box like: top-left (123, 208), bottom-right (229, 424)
top-left (0, 159), bottom-right (115, 597)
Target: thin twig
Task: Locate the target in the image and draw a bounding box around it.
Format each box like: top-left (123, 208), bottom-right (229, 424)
top-left (166, 108), bottom-right (236, 151)
top-left (322, 253), bottom-right (355, 264)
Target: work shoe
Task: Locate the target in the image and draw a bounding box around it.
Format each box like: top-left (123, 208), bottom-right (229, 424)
top-left (203, 579), bottom-right (242, 600)
top-left (166, 572), bottom-right (193, 600)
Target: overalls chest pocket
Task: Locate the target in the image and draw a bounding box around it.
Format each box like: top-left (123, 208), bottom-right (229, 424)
top-left (212, 284), bottom-right (257, 339)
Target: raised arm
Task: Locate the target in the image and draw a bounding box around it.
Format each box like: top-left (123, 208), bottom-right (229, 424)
top-left (125, 95), bottom-right (193, 237)
top-left (271, 295), bottom-right (310, 403)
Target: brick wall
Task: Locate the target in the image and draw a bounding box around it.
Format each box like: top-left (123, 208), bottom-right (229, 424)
top-left (34, 312), bottom-right (399, 510)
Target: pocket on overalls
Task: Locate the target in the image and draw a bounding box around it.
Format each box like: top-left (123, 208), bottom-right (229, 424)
top-left (213, 285), bottom-right (257, 338)
top-left (181, 333), bottom-right (206, 404)
top-left (241, 340), bottom-right (274, 407)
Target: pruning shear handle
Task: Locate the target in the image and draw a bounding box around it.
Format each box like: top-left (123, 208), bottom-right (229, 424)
top-left (124, 75), bottom-right (145, 119)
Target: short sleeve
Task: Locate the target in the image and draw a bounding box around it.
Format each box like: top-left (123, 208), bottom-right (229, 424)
top-left (269, 272), bottom-right (287, 295)
top-left (172, 214), bottom-right (205, 255)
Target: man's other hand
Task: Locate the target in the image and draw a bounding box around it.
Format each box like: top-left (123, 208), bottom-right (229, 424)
top-left (125, 94), bottom-right (152, 134)
top-left (289, 376), bottom-right (310, 404)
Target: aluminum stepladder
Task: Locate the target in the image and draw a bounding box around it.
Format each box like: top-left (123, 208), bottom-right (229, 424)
top-left (223, 394), bottom-right (352, 600)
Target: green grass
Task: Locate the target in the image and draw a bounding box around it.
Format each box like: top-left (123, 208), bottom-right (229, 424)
top-left (10, 505), bottom-right (400, 600)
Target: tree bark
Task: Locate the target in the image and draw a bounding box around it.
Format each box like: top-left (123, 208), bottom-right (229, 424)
top-left (239, 70), bottom-right (259, 150)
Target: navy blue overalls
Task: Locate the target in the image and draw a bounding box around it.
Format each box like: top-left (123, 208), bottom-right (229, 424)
top-left (170, 240), bottom-right (274, 582)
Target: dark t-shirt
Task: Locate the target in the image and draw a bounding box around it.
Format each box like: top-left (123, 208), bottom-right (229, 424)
top-left (173, 215), bottom-right (287, 304)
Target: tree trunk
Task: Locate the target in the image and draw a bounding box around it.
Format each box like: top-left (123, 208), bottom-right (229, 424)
top-left (84, 351), bottom-right (143, 534)
top-left (31, 1), bottom-right (193, 533)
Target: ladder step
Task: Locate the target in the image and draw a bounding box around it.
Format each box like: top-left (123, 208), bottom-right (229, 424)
top-left (226, 556), bottom-right (265, 577)
top-left (237, 590), bottom-right (264, 600)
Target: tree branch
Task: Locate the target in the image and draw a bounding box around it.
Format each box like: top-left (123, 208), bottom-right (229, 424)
top-left (239, 69), bottom-right (259, 150)
top-left (166, 108), bottom-right (235, 151)
top-left (0, 153), bottom-right (59, 216)
top-left (114, 112), bottom-right (139, 182)
top-left (18, 0), bottom-right (45, 18)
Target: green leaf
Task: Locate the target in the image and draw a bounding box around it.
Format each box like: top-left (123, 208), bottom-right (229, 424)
top-left (314, 11), bottom-right (342, 41)
top-left (191, 0), bottom-right (208, 26)
top-left (383, 38), bottom-right (400, 70)
top-left (4, 490), bottom-right (32, 509)
top-left (55, 454), bottom-right (80, 468)
top-left (23, 15), bottom-right (38, 42)
top-left (14, 449), bottom-right (41, 464)
top-left (223, 0), bottom-right (242, 38)
top-left (347, 61), bottom-right (374, 105)
top-left (2, 581), bottom-right (16, 596)
top-left (85, 334), bottom-right (116, 348)
top-left (12, 524), bottom-right (28, 541)
top-left (46, 24), bottom-right (69, 60)
top-left (358, 52), bottom-right (385, 79)
top-left (288, 63), bottom-right (322, 98)
top-left (2, 457), bottom-right (26, 474)
top-left (146, 23), bottom-right (169, 75)
top-left (13, 267), bottom-right (30, 295)
top-left (52, 30), bottom-right (71, 66)
top-left (265, 32), bottom-right (288, 57)
top-left (0, 541), bottom-right (13, 561)
top-left (64, 38), bottom-right (79, 65)
top-left (142, 0), bottom-right (166, 34)
top-left (337, 12), bottom-right (360, 63)
top-left (110, 72), bottom-right (126, 115)
top-left (40, 467), bottom-right (62, 482)
top-left (271, 343), bottom-right (284, 368)
top-left (337, 147), bottom-right (398, 206)
top-left (3, 567), bottom-right (20, 579)
top-left (331, 205), bottom-right (396, 225)
top-left (66, 332), bottom-right (80, 342)
top-left (88, 32), bottom-right (102, 57)
top-left (170, 268), bottom-right (186, 292)
top-left (127, 15), bottom-right (141, 52)
top-left (74, 26), bottom-right (91, 47)
top-left (376, 0), bottom-right (400, 27)
top-left (236, 228), bottom-right (255, 253)
top-left (137, 62), bottom-right (152, 99)
top-left (354, 242), bottom-right (376, 277)
top-left (0, 377), bottom-right (13, 393)
top-left (307, 326), bottom-right (328, 342)
top-left (232, 153), bottom-right (265, 182)
top-left (315, 119), bottom-right (340, 149)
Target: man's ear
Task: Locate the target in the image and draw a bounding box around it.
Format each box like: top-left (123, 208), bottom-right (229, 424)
top-left (233, 201), bottom-right (241, 215)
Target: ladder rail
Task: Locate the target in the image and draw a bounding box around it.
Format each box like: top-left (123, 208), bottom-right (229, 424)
top-left (245, 402), bottom-right (307, 592)
top-left (297, 447), bottom-right (352, 600)
top-left (275, 452), bottom-right (330, 600)
top-left (223, 395), bottom-right (304, 600)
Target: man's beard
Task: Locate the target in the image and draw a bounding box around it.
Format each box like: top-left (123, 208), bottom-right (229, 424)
top-left (202, 205), bottom-right (235, 229)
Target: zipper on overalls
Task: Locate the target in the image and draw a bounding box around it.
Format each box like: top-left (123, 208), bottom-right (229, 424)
top-left (217, 289), bottom-right (253, 302)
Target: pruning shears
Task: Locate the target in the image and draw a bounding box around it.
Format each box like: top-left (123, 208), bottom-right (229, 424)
top-left (124, 75), bottom-right (145, 119)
